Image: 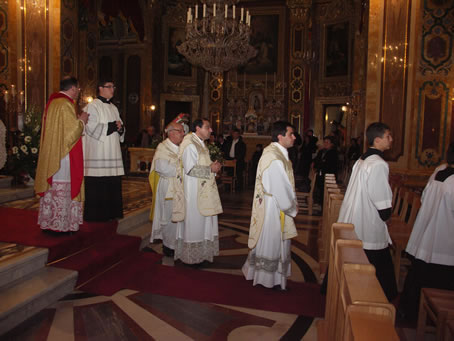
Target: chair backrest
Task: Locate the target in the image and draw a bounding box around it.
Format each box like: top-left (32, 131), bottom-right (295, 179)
top-left (223, 159), bottom-right (237, 176)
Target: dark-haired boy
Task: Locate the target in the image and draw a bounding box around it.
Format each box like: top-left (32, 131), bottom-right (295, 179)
top-left (338, 122), bottom-right (398, 301)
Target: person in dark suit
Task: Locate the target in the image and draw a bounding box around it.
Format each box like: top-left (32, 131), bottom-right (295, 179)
top-left (222, 128), bottom-right (247, 190)
top-left (312, 135), bottom-right (338, 207)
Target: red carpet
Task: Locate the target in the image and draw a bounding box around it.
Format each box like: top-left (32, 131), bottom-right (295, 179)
top-left (80, 252), bottom-right (325, 317)
top-left (0, 207), bottom-right (118, 262)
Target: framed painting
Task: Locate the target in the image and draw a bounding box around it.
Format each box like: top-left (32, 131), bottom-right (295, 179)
top-left (163, 24), bottom-right (197, 84)
top-left (321, 21), bottom-right (351, 81)
top-left (238, 6), bottom-right (286, 79)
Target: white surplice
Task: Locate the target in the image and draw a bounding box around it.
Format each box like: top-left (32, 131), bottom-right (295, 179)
top-left (83, 98), bottom-right (124, 177)
top-left (242, 143), bottom-right (298, 289)
top-left (338, 155), bottom-right (393, 250)
top-left (174, 135), bottom-right (219, 264)
top-left (406, 164), bottom-right (454, 266)
top-left (150, 142), bottom-right (179, 250)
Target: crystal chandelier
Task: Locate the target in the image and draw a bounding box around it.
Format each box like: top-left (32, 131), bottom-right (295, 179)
top-left (177, 0), bottom-right (257, 75)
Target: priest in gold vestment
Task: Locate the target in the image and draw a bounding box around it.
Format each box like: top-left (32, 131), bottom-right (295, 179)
top-left (172, 118), bottom-right (223, 265)
top-left (35, 77), bottom-right (89, 232)
top-left (242, 121), bottom-right (298, 290)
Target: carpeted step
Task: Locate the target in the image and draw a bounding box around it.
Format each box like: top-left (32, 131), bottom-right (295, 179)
top-left (0, 266), bottom-right (77, 335)
top-left (0, 245), bottom-right (48, 289)
top-left (0, 207), bottom-right (119, 262)
top-left (51, 234), bottom-right (141, 286)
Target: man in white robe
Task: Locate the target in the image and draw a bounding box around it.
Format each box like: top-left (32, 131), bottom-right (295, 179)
top-left (338, 122), bottom-right (397, 301)
top-left (83, 80), bottom-right (125, 221)
top-left (149, 122), bottom-right (185, 256)
top-left (172, 118), bottom-right (223, 265)
top-left (242, 121), bottom-right (298, 290)
top-left (399, 142), bottom-right (454, 321)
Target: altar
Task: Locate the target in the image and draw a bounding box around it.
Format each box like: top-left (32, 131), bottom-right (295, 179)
top-left (128, 147), bottom-right (156, 173)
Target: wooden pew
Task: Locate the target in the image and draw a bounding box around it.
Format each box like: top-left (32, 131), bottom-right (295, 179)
top-left (318, 184), bottom-right (343, 273)
top-left (336, 266), bottom-right (396, 341)
top-left (344, 305), bottom-right (399, 340)
top-left (325, 225), bottom-right (367, 341)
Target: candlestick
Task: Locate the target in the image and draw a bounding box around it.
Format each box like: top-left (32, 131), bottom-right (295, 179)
top-left (233, 5), bottom-right (235, 19)
top-left (195, 5), bottom-right (198, 19)
top-left (243, 72), bottom-right (246, 96)
top-left (213, 3), bottom-right (216, 17)
top-left (265, 73), bottom-right (267, 98)
top-left (203, 4), bottom-right (206, 17)
top-left (225, 4), bottom-right (227, 18)
top-left (241, 8), bottom-right (244, 22)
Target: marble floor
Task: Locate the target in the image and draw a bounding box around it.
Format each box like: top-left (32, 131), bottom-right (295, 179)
top-left (1, 179), bottom-right (426, 340)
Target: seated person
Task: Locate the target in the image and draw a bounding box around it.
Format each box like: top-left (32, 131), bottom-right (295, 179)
top-left (398, 142), bottom-right (454, 322)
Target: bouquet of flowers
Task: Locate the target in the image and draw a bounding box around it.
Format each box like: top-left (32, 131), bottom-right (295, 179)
top-left (206, 142), bottom-right (224, 163)
top-left (11, 105), bottom-right (42, 179)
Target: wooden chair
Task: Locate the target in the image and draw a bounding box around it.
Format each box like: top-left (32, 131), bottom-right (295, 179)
top-left (417, 288), bottom-right (454, 341)
top-left (388, 191), bottom-right (421, 286)
top-left (220, 159), bottom-right (237, 192)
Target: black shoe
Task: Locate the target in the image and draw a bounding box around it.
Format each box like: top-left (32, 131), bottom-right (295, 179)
top-left (162, 245), bottom-right (175, 257)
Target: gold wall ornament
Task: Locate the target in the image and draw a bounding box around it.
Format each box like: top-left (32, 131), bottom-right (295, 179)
top-left (177, 0), bottom-right (257, 74)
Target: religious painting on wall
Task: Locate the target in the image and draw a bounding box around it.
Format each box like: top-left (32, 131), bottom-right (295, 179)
top-left (167, 26), bottom-right (192, 77)
top-left (322, 21), bottom-right (350, 79)
top-left (238, 6), bottom-right (285, 78)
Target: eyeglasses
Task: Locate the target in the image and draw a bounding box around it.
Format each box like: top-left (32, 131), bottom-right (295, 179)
top-left (102, 85), bottom-right (116, 89)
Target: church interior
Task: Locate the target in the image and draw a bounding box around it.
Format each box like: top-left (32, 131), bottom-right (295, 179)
top-left (0, 0), bottom-right (453, 340)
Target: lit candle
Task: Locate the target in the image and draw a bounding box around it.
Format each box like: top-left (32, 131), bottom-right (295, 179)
top-left (213, 3), bottom-right (216, 17)
top-left (11, 84), bottom-right (16, 96)
top-left (203, 4), bottom-right (206, 17)
top-left (19, 90), bottom-right (24, 105)
top-left (195, 5), bottom-right (198, 19)
top-left (4, 90), bottom-right (8, 104)
top-left (241, 8), bottom-right (244, 22)
top-left (233, 5), bottom-right (236, 19)
top-left (225, 4), bottom-right (228, 18)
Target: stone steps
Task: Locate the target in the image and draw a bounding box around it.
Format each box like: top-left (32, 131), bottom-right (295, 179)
top-left (0, 244), bottom-right (48, 288)
top-left (0, 244), bottom-right (77, 336)
top-left (0, 185), bottom-right (34, 204)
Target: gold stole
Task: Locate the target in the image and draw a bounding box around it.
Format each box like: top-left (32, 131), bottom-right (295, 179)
top-left (248, 143), bottom-right (297, 249)
top-left (172, 133), bottom-right (223, 222)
